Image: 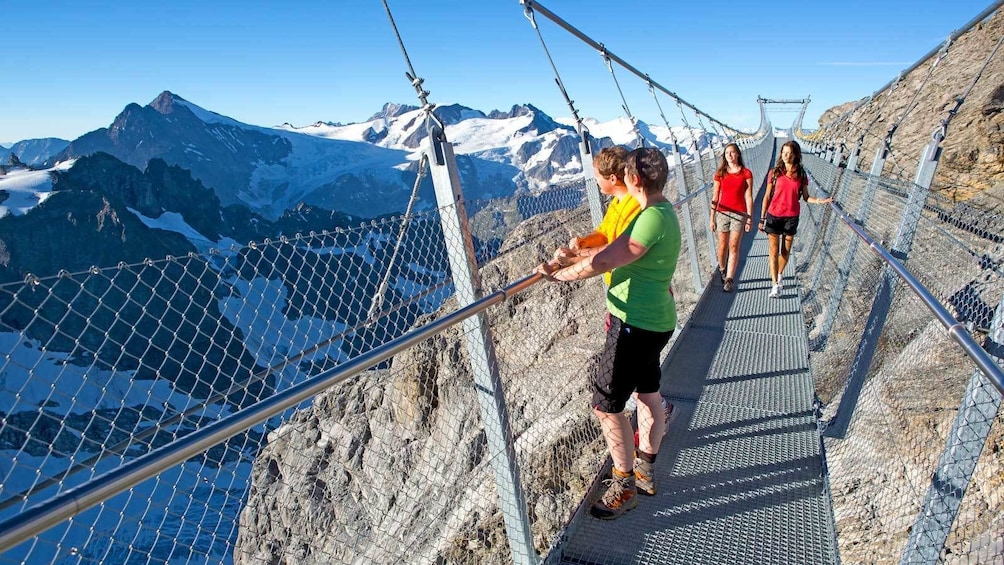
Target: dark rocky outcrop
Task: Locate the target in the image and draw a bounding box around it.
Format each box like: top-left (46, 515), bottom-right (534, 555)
top-left (49, 92), bottom-right (294, 212)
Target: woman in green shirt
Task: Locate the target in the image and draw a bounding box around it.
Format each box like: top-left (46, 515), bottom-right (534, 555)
top-left (538, 147), bottom-right (681, 520)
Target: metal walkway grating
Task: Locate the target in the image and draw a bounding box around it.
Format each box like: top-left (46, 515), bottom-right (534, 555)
top-left (553, 231), bottom-right (838, 565)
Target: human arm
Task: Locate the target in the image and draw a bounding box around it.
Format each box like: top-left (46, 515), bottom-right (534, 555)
top-left (743, 173), bottom-right (754, 232)
top-left (709, 178), bottom-right (721, 231)
top-left (759, 172), bottom-right (774, 230)
top-left (800, 181), bottom-right (833, 204)
top-left (539, 231), bottom-right (648, 282)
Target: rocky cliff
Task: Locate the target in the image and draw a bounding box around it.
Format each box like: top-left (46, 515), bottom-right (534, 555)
top-left (234, 209), bottom-right (611, 564)
top-left (816, 9), bottom-right (1004, 212)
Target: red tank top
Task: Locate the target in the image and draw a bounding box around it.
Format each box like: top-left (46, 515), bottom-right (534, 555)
top-left (767, 171), bottom-right (805, 218)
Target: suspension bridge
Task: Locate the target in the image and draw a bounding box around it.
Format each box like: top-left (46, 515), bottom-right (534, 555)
top-left (0, 1), bottom-right (1002, 564)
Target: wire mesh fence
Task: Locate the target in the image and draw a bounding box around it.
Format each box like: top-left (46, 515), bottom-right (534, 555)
top-left (0, 137), bottom-right (731, 564)
top-left (801, 153), bottom-right (1003, 565)
top-left (0, 130), bottom-right (998, 565)
top-left (0, 207), bottom-right (467, 564)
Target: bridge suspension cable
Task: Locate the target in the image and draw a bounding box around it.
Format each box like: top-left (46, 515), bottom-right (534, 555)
top-left (675, 99), bottom-right (707, 165)
top-left (523, 3), bottom-right (591, 145)
top-left (885, 39), bottom-right (952, 142)
top-left (367, 154), bottom-right (429, 320)
top-left (864, 0), bottom-right (1004, 104)
top-left (810, 0), bottom-right (1004, 174)
top-left (381, 0), bottom-right (446, 148)
top-left (600, 48), bottom-right (646, 148)
top-left (936, 26), bottom-right (1004, 140)
top-left (519, 0), bottom-right (746, 136)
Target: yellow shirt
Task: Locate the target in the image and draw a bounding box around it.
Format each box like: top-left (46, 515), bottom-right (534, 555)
top-left (580, 195), bottom-right (641, 285)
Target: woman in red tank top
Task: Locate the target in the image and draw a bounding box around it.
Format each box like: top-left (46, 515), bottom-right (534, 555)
top-left (710, 143), bottom-right (754, 293)
top-left (758, 141), bottom-right (833, 298)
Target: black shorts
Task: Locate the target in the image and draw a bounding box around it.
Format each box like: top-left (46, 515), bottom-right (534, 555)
top-left (592, 315), bottom-right (674, 413)
top-left (763, 213), bottom-right (799, 236)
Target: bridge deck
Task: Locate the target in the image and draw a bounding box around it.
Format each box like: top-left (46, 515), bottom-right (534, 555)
top-left (554, 227), bottom-right (838, 564)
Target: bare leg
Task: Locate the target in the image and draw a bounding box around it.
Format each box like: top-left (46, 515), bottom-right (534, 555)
top-left (594, 408), bottom-right (635, 472)
top-left (777, 235), bottom-right (795, 282)
top-left (716, 230), bottom-right (728, 272)
top-left (635, 391), bottom-right (666, 455)
top-left (726, 230), bottom-right (742, 280)
top-left (767, 233), bottom-right (780, 284)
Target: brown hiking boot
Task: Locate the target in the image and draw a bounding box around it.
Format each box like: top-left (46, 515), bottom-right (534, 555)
top-left (590, 469), bottom-right (637, 519)
top-left (634, 457), bottom-right (657, 496)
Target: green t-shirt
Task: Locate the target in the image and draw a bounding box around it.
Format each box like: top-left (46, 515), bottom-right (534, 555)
top-left (606, 202), bottom-right (681, 332)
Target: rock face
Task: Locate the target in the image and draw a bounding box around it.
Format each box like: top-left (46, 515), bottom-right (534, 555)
top-left (234, 209), bottom-right (612, 564)
top-left (810, 15), bottom-right (1004, 552)
top-left (815, 9), bottom-right (1004, 209)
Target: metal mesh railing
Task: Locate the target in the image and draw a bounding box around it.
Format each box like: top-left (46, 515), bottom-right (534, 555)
top-left (0, 127), bottom-right (761, 562)
top-left (800, 153), bottom-right (1003, 565)
top-left (2, 128), bottom-right (999, 565)
top-left (0, 208), bottom-right (467, 564)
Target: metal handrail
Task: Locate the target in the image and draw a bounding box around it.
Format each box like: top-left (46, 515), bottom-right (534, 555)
top-left (0, 273), bottom-right (541, 553)
top-left (828, 201), bottom-right (1004, 394)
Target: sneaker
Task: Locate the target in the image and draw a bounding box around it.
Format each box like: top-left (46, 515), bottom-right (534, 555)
top-left (769, 283), bottom-right (781, 298)
top-left (723, 278), bottom-right (734, 292)
top-left (590, 469), bottom-right (638, 519)
top-left (634, 458), bottom-right (657, 496)
top-left (719, 267), bottom-right (726, 284)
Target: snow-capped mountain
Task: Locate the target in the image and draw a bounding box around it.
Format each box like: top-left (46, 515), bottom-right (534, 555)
top-left (49, 92), bottom-right (434, 220)
top-left (0, 138), bottom-right (69, 167)
top-left (281, 102), bottom-right (717, 194)
top-left (0, 161), bottom-right (74, 217)
top-left (29, 92), bottom-right (720, 224)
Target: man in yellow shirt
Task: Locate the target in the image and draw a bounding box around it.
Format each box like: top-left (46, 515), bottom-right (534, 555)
top-left (554, 146), bottom-right (639, 285)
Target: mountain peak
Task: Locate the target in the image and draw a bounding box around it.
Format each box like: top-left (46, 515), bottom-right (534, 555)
top-left (369, 102), bottom-right (419, 121)
top-left (487, 103), bottom-right (543, 120)
top-left (150, 91), bottom-right (188, 115)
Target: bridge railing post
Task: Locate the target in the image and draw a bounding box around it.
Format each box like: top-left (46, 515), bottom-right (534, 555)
top-left (691, 142), bottom-right (718, 271)
top-left (424, 128), bottom-right (540, 565)
top-left (805, 137), bottom-right (860, 290)
top-left (669, 140), bottom-right (705, 293)
top-left (824, 132), bottom-right (933, 439)
top-left (900, 290), bottom-right (1004, 564)
top-left (798, 143), bottom-right (841, 262)
top-left (812, 137), bottom-right (889, 350)
top-left (577, 137), bottom-right (605, 229)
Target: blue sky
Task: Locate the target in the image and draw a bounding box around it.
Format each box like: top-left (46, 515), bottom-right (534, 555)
top-left (0, 0), bottom-right (995, 145)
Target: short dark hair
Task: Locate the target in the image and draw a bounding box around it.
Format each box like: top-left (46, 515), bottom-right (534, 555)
top-left (594, 146), bottom-right (629, 181)
top-left (624, 148), bottom-right (668, 195)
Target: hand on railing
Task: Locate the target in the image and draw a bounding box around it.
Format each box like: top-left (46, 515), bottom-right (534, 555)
top-left (535, 260), bottom-right (561, 281)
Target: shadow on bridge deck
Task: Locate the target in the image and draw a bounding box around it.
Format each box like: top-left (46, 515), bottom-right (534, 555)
top-left (553, 197), bottom-right (839, 564)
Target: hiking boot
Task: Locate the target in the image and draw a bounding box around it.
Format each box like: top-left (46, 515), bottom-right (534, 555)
top-left (723, 278), bottom-right (734, 292)
top-left (590, 469), bottom-right (637, 519)
top-left (634, 457), bottom-right (657, 496)
top-left (663, 397), bottom-right (679, 427)
top-left (711, 267), bottom-right (724, 285)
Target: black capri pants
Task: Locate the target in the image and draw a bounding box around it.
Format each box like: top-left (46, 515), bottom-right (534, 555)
top-left (592, 314), bottom-right (674, 413)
